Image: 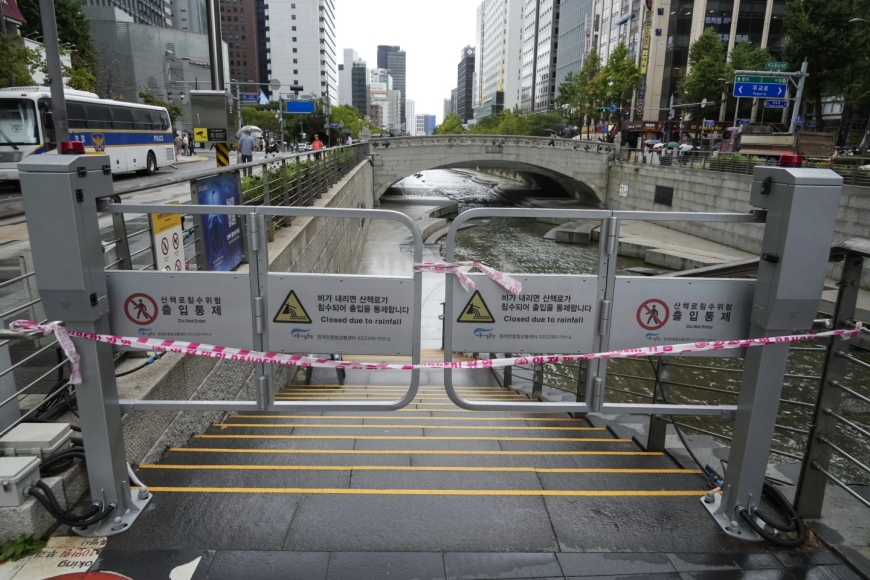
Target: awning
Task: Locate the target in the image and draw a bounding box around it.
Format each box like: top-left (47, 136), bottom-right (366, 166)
top-left (2, 0), bottom-right (27, 25)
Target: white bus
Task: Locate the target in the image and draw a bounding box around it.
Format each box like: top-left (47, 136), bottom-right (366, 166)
top-left (0, 86), bottom-right (176, 183)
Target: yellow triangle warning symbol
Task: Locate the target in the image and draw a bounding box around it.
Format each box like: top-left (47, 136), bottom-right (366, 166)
top-left (273, 290), bottom-right (312, 323)
top-left (457, 290), bottom-right (495, 323)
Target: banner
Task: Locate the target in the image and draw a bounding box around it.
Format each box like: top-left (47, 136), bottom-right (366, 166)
top-left (196, 173), bottom-right (244, 272)
top-left (636, 9), bottom-right (652, 116)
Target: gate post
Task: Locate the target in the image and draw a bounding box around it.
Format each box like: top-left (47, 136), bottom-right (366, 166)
top-left (646, 357), bottom-right (671, 452)
top-left (19, 152), bottom-right (150, 536)
top-left (532, 362), bottom-right (544, 399)
top-left (704, 167), bottom-right (843, 540)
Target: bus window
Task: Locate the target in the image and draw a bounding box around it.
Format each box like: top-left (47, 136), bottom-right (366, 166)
top-left (84, 103), bottom-right (113, 129)
top-left (132, 108), bottom-right (153, 130)
top-left (150, 110), bottom-right (168, 130)
top-left (67, 102), bottom-right (88, 129)
top-left (111, 107), bottom-right (134, 130)
top-left (0, 99), bottom-right (39, 144)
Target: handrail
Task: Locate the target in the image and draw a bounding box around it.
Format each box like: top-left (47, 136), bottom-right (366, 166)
top-left (0, 271), bottom-right (36, 290)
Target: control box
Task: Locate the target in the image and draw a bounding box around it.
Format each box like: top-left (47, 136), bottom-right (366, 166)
top-left (0, 456), bottom-right (40, 507)
top-left (0, 423), bottom-right (73, 459)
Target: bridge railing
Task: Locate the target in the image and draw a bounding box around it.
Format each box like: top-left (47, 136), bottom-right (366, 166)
top-left (370, 134), bottom-right (615, 154)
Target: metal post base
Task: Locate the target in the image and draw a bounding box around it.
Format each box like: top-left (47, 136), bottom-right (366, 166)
top-left (72, 489), bottom-right (152, 537)
top-left (701, 493), bottom-right (762, 542)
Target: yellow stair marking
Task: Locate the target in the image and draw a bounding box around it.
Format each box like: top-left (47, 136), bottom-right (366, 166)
top-left (196, 434), bottom-right (628, 442)
top-left (145, 487), bottom-right (707, 497)
top-left (214, 423), bottom-right (604, 431)
top-left (231, 415), bottom-right (585, 422)
top-left (171, 448), bottom-right (663, 456)
top-left (141, 464), bottom-right (702, 474)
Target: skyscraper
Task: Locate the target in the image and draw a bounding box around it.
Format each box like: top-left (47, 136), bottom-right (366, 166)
top-left (217, 0), bottom-right (258, 83)
top-left (339, 48), bottom-right (358, 106)
top-left (456, 46), bottom-right (475, 123)
top-left (82, 0), bottom-right (168, 26)
top-left (171, 0), bottom-right (206, 33)
top-left (261, 0), bottom-right (337, 103)
top-left (519, 0), bottom-right (560, 113)
top-left (377, 45), bottom-right (406, 130)
top-left (554, 0), bottom-right (595, 99)
top-left (473, 0), bottom-right (524, 116)
top-left (415, 114), bottom-right (436, 135)
top-left (406, 99), bottom-right (416, 135)
top-left (351, 59), bottom-right (369, 116)
top-left (444, 98), bottom-right (453, 121)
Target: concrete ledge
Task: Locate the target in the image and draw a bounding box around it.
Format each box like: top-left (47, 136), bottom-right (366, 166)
top-left (645, 248), bottom-right (728, 271)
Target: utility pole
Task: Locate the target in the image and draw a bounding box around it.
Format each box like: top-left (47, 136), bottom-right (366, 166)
top-left (788, 59), bottom-right (808, 134)
top-left (235, 82), bottom-right (242, 129)
top-left (38, 0), bottom-right (69, 142)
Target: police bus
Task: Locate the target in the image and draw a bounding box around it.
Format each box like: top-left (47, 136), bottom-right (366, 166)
top-left (0, 86), bottom-right (175, 183)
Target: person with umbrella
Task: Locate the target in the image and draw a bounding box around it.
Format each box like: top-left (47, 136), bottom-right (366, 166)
top-left (238, 129), bottom-right (255, 176)
top-left (312, 133), bottom-right (324, 160)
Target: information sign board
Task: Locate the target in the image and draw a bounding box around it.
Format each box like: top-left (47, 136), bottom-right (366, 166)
top-left (733, 81), bottom-right (787, 98)
top-left (151, 202), bottom-right (184, 272)
top-left (764, 100), bottom-right (788, 109)
top-left (286, 101), bottom-right (316, 114)
top-left (195, 173), bottom-right (244, 272)
top-left (765, 61), bottom-right (788, 71)
top-left (451, 274), bottom-right (599, 354)
top-left (267, 274), bottom-right (415, 355)
top-left (106, 271), bottom-right (254, 349)
top-left (608, 277), bottom-right (754, 357)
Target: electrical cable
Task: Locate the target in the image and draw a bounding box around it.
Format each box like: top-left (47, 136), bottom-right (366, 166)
top-left (27, 481), bottom-right (115, 528)
top-left (115, 352), bottom-right (164, 378)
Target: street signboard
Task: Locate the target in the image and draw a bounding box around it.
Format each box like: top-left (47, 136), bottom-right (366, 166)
top-left (107, 271), bottom-right (254, 349)
top-left (609, 103), bottom-right (617, 112)
top-left (151, 202), bottom-right (184, 272)
top-left (764, 100), bottom-right (788, 109)
top-left (805, 121), bottom-right (817, 128)
top-left (738, 119), bottom-right (751, 125)
top-left (795, 115), bottom-right (802, 127)
top-left (207, 128), bottom-right (227, 142)
top-left (241, 93), bottom-right (259, 106)
top-left (733, 76), bottom-right (787, 98)
top-left (765, 61), bottom-right (788, 71)
top-left (608, 277), bottom-right (755, 357)
top-left (451, 274), bottom-right (600, 354)
top-left (286, 101), bottom-right (316, 114)
top-left (267, 274), bottom-right (415, 355)
top-left (704, 120), bottom-right (715, 127)
top-left (269, 78), bottom-right (281, 91)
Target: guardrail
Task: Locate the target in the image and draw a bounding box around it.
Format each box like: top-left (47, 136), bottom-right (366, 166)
top-left (370, 134), bottom-right (615, 154)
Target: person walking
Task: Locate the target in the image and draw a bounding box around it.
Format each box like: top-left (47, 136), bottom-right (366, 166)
top-left (238, 129), bottom-right (255, 176)
top-left (181, 133), bottom-right (189, 156)
top-left (312, 134), bottom-right (324, 160)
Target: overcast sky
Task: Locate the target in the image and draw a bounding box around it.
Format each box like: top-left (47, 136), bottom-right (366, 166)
top-left (335, 0), bottom-right (477, 124)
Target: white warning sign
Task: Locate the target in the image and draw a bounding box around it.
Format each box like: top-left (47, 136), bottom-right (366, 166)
top-left (608, 277), bottom-right (754, 357)
top-left (451, 274), bottom-right (600, 354)
top-left (151, 203), bottom-right (184, 272)
top-left (266, 274), bottom-right (415, 355)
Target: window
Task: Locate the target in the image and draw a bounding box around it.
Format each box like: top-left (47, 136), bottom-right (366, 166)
top-left (293, 58), bottom-right (297, 63)
top-left (132, 108), bottom-right (153, 130)
top-left (292, 37), bottom-right (296, 41)
top-left (293, 48), bottom-right (297, 53)
top-left (84, 103), bottom-right (112, 129)
top-left (110, 106), bottom-right (134, 130)
top-left (291, 14), bottom-right (295, 19)
top-left (291, 2), bottom-right (295, 6)
top-left (66, 101), bottom-right (87, 129)
top-left (291, 25), bottom-right (295, 30)
top-left (150, 110), bottom-right (169, 130)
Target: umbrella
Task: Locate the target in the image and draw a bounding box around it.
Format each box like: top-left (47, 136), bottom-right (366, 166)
top-left (339, 129), bottom-right (352, 136)
top-left (645, 139), bottom-right (662, 145)
top-left (236, 125), bottom-right (263, 139)
top-left (653, 143), bottom-right (666, 149)
top-left (667, 141), bottom-right (680, 149)
top-left (544, 128), bottom-right (557, 134)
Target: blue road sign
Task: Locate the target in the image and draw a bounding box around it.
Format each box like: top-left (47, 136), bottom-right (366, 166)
top-left (805, 121), bottom-right (817, 128)
top-left (241, 93), bottom-right (259, 101)
top-left (795, 115), bottom-right (802, 127)
top-left (733, 82), bottom-right (787, 98)
top-left (704, 120), bottom-right (715, 127)
top-left (738, 119), bottom-right (751, 125)
top-left (609, 103), bottom-right (617, 112)
top-left (764, 100), bottom-right (788, 109)
top-left (286, 101), bottom-right (316, 114)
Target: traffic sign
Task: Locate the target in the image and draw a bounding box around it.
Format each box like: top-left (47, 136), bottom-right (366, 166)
top-left (151, 202), bottom-right (183, 272)
top-left (286, 101), bottom-right (315, 114)
top-left (764, 100), bottom-right (788, 109)
top-left (735, 75), bottom-right (787, 84)
top-left (704, 120), bottom-right (715, 127)
top-left (124, 293), bottom-right (158, 326)
top-left (241, 93), bottom-right (258, 101)
top-left (765, 61), bottom-right (788, 71)
top-left (609, 103), bottom-right (617, 112)
top-left (738, 119), bottom-right (751, 125)
top-left (805, 121), bottom-right (817, 128)
top-left (733, 80), bottom-right (787, 98)
top-left (269, 78), bottom-right (281, 91)
top-left (795, 115), bottom-right (802, 127)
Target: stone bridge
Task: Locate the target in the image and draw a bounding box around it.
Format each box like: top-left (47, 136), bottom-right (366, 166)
top-left (369, 135), bottom-right (613, 206)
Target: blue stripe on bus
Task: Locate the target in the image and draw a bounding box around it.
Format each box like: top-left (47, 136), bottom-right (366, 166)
top-left (69, 131), bottom-right (173, 150)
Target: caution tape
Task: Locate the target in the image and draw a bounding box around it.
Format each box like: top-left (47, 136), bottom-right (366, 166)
top-left (11, 321), bottom-right (82, 385)
top-left (413, 261), bottom-right (522, 295)
top-left (10, 320), bottom-right (861, 376)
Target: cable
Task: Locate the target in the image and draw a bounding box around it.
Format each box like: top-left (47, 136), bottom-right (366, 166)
top-left (115, 352), bottom-right (164, 378)
top-left (26, 480), bottom-right (115, 528)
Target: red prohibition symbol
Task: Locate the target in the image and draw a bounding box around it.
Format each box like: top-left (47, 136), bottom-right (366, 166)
top-left (124, 293), bottom-right (158, 325)
top-left (161, 237), bottom-right (170, 255)
top-left (172, 232), bottom-right (180, 250)
top-left (636, 299), bottom-right (669, 331)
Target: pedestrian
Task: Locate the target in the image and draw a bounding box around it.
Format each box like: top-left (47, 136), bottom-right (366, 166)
top-left (312, 133), bottom-right (324, 160)
top-left (238, 129), bottom-right (255, 176)
top-left (642, 141), bottom-right (650, 164)
top-left (181, 133), bottom-right (189, 156)
top-left (174, 132), bottom-right (182, 157)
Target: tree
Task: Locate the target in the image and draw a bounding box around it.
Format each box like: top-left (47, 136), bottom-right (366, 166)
top-left (329, 104), bottom-right (363, 138)
top-left (240, 107), bottom-right (281, 135)
top-left (0, 36), bottom-right (41, 88)
top-left (18, 0), bottom-right (97, 87)
top-left (577, 49), bottom-right (603, 139)
top-left (678, 27), bottom-right (729, 138)
top-left (434, 112), bottom-right (465, 134)
top-left (596, 43), bottom-right (641, 135)
top-left (139, 91), bottom-right (182, 129)
top-left (724, 41), bottom-right (771, 124)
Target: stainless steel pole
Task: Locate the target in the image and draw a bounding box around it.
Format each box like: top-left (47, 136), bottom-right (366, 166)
top-left (205, 0), bottom-right (224, 91)
top-left (38, 0), bottom-right (69, 142)
top-left (789, 60), bottom-right (808, 134)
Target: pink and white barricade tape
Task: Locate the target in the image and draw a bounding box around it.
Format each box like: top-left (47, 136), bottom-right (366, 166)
top-left (414, 261), bottom-right (522, 295)
top-left (11, 320), bottom-right (82, 385)
top-left (11, 320), bottom-right (861, 378)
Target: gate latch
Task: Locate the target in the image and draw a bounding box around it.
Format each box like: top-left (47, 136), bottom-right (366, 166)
top-left (761, 253), bottom-right (780, 264)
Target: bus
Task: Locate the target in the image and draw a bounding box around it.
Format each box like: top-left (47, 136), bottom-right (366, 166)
top-left (0, 86), bottom-right (175, 183)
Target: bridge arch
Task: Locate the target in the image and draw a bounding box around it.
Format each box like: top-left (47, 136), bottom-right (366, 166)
top-left (369, 135), bottom-right (613, 207)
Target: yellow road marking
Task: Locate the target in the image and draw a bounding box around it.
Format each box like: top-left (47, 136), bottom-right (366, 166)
top-left (172, 448), bottom-right (662, 456)
top-left (141, 464), bottom-right (701, 474)
top-left (144, 487), bottom-right (706, 497)
top-left (214, 423), bottom-right (604, 431)
top-left (196, 434), bottom-right (627, 442)
top-left (232, 415), bottom-right (584, 422)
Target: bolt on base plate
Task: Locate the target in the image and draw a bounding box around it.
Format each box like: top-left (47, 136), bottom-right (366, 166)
top-left (72, 489), bottom-right (152, 537)
top-left (701, 493), bottom-right (762, 542)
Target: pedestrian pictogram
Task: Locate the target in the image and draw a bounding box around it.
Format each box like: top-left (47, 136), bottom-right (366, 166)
top-left (124, 293), bottom-right (158, 325)
top-left (161, 237), bottom-right (170, 255)
top-left (636, 299), bottom-right (669, 331)
top-left (175, 259), bottom-right (182, 271)
top-left (273, 290), bottom-right (312, 323)
top-left (457, 290), bottom-right (495, 323)
top-left (172, 232), bottom-right (180, 250)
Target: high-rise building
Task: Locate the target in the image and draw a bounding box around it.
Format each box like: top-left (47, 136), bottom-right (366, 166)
top-left (261, 0), bottom-right (337, 103)
top-left (443, 97), bottom-right (453, 121)
top-left (171, 0), bottom-right (206, 33)
top-left (369, 69), bottom-right (391, 127)
top-left (415, 114), bottom-right (436, 135)
top-left (456, 46), bottom-right (475, 123)
top-left (339, 48), bottom-right (358, 106)
top-left (519, 0), bottom-right (560, 113)
top-left (82, 0), bottom-right (168, 26)
top-left (406, 99), bottom-right (416, 135)
top-left (554, 0), bottom-right (595, 98)
top-left (377, 45), bottom-right (406, 130)
top-left (473, 0), bottom-right (524, 116)
top-left (451, 88), bottom-right (457, 116)
top-left (387, 89), bottom-right (403, 132)
top-left (370, 103), bottom-right (384, 129)
top-left (351, 59), bottom-right (369, 116)
top-left (216, 0), bottom-right (259, 83)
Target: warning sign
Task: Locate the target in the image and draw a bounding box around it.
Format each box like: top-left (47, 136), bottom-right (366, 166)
top-left (457, 291), bottom-right (495, 323)
top-left (273, 291), bottom-right (312, 323)
top-left (124, 293), bottom-right (158, 325)
top-left (193, 127), bottom-right (208, 142)
top-left (151, 202), bottom-right (184, 272)
top-left (609, 277), bottom-right (755, 357)
top-left (451, 274), bottom-right (600, 354)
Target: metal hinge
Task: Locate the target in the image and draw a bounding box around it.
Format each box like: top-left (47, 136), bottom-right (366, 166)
top-left (75, 189), bottom-right (84, 202)
top-left (248, 216), bottom-right (259, 252)
top-left (605, 218), bottom-right (619, 255)
top-left (103, 165), bottom-right (111, 175)
top-left (90, 293), bottom-right (98, 306)
top-left (77, 167), bottom-right (87, 177)
top-left (761, 253), bottom-right (780, 264)
top-left (253, 296), bottom-right (264, 334)
top-left (598, 299), bottom-right (612, 336)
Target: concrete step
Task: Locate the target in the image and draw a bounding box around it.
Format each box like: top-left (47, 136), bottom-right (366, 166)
top-left (644, 248), bottom-right (729, 271)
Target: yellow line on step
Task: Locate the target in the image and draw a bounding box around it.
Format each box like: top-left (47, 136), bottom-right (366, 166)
top-left (195, 434), bottom-right (628, 442)
top-left (144, 487), bottom-right (708, 497)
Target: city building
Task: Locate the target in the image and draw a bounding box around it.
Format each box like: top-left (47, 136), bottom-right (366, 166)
top-left (415, 114), bottom-right (437, 135)
top-left (451, 88), bottom-right (457, 116)
top-left (387, 89), bottom-right (403, 133)
top-left (369, 69), bottom-right (391, 128)
top-left (82, 0), bottom-right (169, 26)
top-left (456, 46), bottom-right (475, 123)
top-left (554, 0), bottom-right (595, 97)
top-left (171, 0), bottom-right (207, 33)
top-left (473, 0), bottom-right (524, 117)
top-left (519, 0), bottom-right (560, 113)
top-left (406, 99), bottom-right (416, 135)
top-left (443, 97), bottom-right (453, 120)
top-left (260, 0), bottom-right (337, 103)
top-left (377, 45), bottom-right (406, 130)
top-left (370, 103), bottom-right (384, 129)
top-left (339, 48), bottom-right (358, 106)
top-left (218, 0), bottom-right (258, 84)
top-left (351, 59), bottom-right (369, 116)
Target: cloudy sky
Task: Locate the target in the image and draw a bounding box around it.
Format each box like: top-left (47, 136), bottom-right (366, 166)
top-left (335, 0), bottom-right (477, 124)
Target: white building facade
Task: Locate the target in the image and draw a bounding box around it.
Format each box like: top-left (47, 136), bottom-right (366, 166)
top-left (406, 99), bottom-right (415, 135)
top-left (339, 48), bottom-right (358, 106)
top-left (474, 0), bottom-right (524, 113)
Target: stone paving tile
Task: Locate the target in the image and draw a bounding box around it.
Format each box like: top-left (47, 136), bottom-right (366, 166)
top-left (444, 552), bottom-right (563, 579)
top-left (325, 552), bottom-right (446, 580)
top-left (90, 549), bottom-right (215, 579)
top-left (556, 552), bottom-right (676, 576)
top-left (205, 551), bottom-right (329, 580)
top-left (666, 553), bottom-right (740, 572)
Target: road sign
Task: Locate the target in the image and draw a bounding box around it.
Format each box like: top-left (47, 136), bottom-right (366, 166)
top-left (451, 274), bottom-right (599, 354)
top-left (242, 93), bottom-right (258, 101)
top-left (193, 127), bottom-right (208, 142)
top-left (795, 115), bottom-right (802, 127)
top-left (329, 124), bottom-right (340, 129)
top-left (286, 101), bottom-right (316, 114)
top-left (733, 79), bottom-right (787, 98)
top-left (704, 120), bottom-right (715, 127)
top-left (765, 61), bottom-right (788, 71)
top-left (266, 274), bottom-right (415, 355)
top-left (269, 78), bottom-right (281, 91)
top-left (107, 271), bottom-right (255, 348)
top-left (608, 277), bottom-right (755, 357)
top-left (609, 103), bottom-right (617, 112)
top-left (151, 202), bottom-right (184, 272)
top-left (738, 119), bottom-right (751, 125)
top-left (805, 121), bottom-right (817, 128)
top-left (735, 75), bottom-right (788, 84)
top-left (207, 128), bottom-right (227, 142)
top-left (764, 100), bottom-right (788, 109)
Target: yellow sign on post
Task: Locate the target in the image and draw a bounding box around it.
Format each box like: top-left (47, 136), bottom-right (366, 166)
top-left (193, 127), bottom-right (208, 142)
top-left (151, 201), bottom-right (184, 271)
